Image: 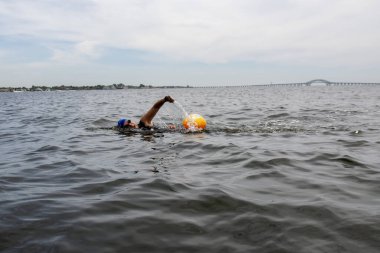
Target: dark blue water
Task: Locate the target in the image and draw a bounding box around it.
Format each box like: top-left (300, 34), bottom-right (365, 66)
top-left (1, 86), bottom-right (380, 253)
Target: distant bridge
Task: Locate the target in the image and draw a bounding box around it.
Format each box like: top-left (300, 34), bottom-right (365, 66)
top-left (193, 79), bottom-right (380, 88)
top-left (265, 79), bottom-right (380, 87)
top-left (305, 79), bottom-right (332, 85)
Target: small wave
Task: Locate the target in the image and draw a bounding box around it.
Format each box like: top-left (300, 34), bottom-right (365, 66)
top-left (71, 177), bottom-right (142, 195)
top-left (245, 170), bottom-right (286, 180)
top-left (337, 139), bottom-right (369, 147)
top-left (139, 178), bottom-right (191, 193)
top-left (331, 156), bottom-right (368, 169)
top-left (34, 145), bottom-right (61, 152)
top-left (266, 112), bottom-right (290, 119)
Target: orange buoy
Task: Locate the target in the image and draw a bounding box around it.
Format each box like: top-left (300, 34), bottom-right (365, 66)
top-left (182, 114), bottom-right (207, 130)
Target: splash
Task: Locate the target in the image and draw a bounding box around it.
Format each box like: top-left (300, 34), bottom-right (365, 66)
top-left (173, 101), bottom-right (203, 132)
top-left (173, 101), bottom-right (189, 118)
top-left (156, 115), bottom-right (169, 128)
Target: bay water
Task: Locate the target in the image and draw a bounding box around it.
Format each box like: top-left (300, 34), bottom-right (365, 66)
top-left (1, 86), bottom-right (379, 252)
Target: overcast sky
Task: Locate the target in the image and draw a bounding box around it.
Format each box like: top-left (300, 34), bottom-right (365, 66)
top-left (1, 0), bottom-right (379, 86)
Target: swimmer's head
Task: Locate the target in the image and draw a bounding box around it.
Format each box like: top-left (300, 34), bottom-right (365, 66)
top-left (117, 119), bottom-right (137, 128)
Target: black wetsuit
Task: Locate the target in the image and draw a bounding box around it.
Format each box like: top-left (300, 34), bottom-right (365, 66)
top-left (138, 121), bottom-right (154, 129)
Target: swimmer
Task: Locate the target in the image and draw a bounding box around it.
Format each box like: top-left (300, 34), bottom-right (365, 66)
top-left (117, 96), bottom-right (176, 130)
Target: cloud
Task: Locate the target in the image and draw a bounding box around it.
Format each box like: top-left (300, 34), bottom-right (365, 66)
top-left (0, 0), bottom-right (380, 66)
top-left (49, 40), bottom-right (101, 63)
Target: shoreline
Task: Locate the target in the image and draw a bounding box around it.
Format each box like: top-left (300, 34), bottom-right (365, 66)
top-left (0, 84), bottom-right (192, 92)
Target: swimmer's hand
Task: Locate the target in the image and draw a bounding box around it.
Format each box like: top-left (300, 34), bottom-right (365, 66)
top-left (164, 96), bottom-right (174, 103)
top-left (167, 124), bottom-right (176, 129)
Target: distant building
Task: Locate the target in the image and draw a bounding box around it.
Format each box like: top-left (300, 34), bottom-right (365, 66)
top-left (113, 83), bottom-right (125, 89)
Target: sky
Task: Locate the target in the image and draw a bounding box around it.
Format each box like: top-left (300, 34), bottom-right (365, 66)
top-left (1, 0), bottom-right (380, 87)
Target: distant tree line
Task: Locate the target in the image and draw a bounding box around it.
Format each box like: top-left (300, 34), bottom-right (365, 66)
top-left (0, 83), bottom-right (192, 92)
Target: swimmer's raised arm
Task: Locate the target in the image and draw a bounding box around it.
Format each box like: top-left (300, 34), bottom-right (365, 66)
top-left (139, 96), bottom-right (174, 127)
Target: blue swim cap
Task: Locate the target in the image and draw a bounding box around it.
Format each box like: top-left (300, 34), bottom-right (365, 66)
top-left (117, 118), bottom-right (126, 127)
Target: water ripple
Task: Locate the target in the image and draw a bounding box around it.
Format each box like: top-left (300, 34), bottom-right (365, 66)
top-left (1, 87), bottom-right (380, 253)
